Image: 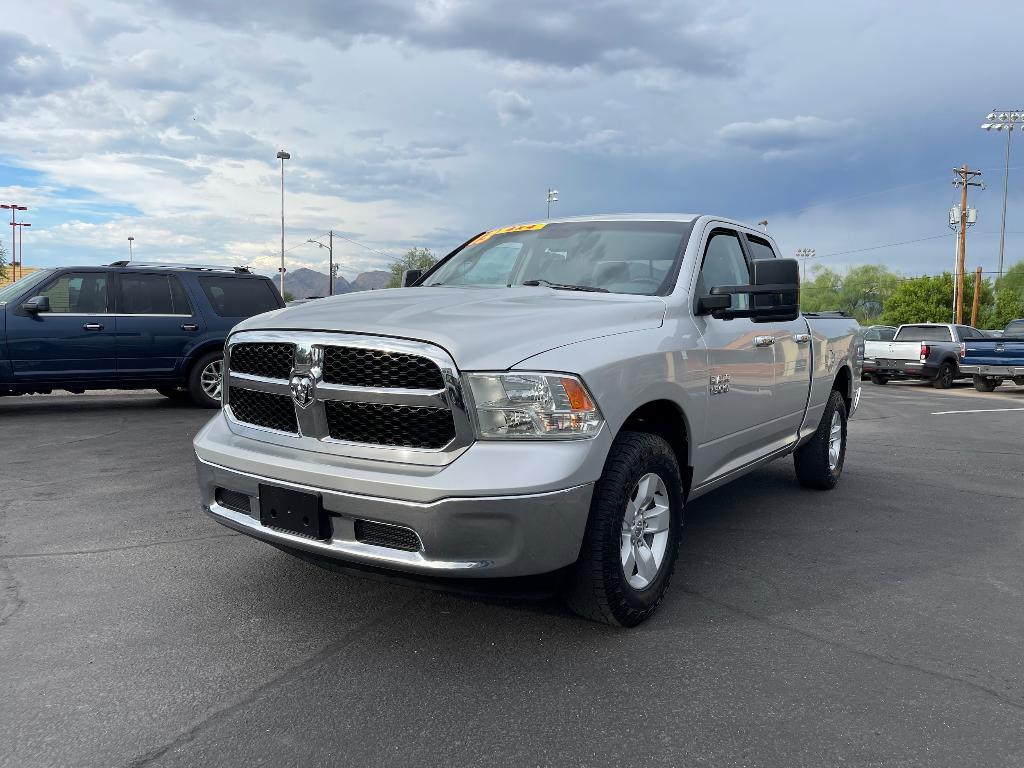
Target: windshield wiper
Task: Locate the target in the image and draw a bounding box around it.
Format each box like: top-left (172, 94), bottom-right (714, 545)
top-left (521, 279), bottom-right (609, 293)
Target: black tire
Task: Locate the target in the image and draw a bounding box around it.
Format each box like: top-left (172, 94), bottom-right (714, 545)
top-left (157, 387), bottom-right (190, 400)
top-left (973, 375), bottom-right (999, 393)
top-left (187, 351), bottom-right (224, 409)
top-left (869, 373), bottom-right (888, 385)
top-left (794, 389), bottom-right (848, 490)
top-left (932, 361), bottom-right (955, 389)
top-left (1013, 377), bottom-right (1024, 387)
top-left (563, 431), bottom-right (683, 627)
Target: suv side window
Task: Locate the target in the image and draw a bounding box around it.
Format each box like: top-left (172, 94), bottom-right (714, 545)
top-left (199, 276), bottom-right (282, 318)
top-left (38, 272), bottom-right (109, 313)
top-left (119, 274), bottom-right (192, 315)
top-left (745, 235), bottom-right (777, 260)
top-left (696, 230), bottom-right (749, 310)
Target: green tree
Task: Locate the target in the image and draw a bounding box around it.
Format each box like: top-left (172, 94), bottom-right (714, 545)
top-left (0, 241), bottom-right (8, 282)
top-left (801, 264), bottom-right (899, 323)
top-left (995, 260), bottom-right (1024, 298)
top-left (800, 266), bottom-right (842, 314)
top-left (386, 247), bottom-right (437, 288)
top-left (282, 290), bottom-right (295, 303)
top-left (876, 272), bottom-right (997, 327)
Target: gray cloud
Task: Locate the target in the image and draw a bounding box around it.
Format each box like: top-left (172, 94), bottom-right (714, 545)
top-left (0, 32), bottom-right (88, 97)
top-left (148, 0), bottom-right (744, 79)
top-left (489, 90), bottom-right (533, 126)
top-left (717, 116), bottom-right (857, 159)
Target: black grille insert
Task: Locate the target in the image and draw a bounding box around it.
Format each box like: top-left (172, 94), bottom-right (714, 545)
top-left (229, 387), bottom-right (298, 433)
top-left (354, 520), bottom-right (422, 552)
top-left (230, 343), bottom-right (295, 379)
top-left (324, 400), bottom-right (455, 449)
top-left (216, 488), bottom-right (251, 514)
top-left (322, 346), bottom-right (444, 389)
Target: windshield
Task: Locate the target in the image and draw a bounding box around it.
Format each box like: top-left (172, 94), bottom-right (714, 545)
top-left (894, 325), bottom-right (952, 342)
top-left (425, 221), bottom-right (693, 295)
top-left (0, 269), bottom-right (54, 304)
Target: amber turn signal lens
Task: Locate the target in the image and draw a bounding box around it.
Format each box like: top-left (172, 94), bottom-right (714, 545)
top-left (560, 377), bottom-right (595, 411)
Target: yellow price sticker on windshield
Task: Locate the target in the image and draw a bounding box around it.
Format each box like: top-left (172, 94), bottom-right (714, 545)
top-left (469, 222), bottom-right (546, 246)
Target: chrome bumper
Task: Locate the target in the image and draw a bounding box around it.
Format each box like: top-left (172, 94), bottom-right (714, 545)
top-left (196, 456), bottom-right (594, 578)
top-left (959, 364), bottom-right (1022, 377)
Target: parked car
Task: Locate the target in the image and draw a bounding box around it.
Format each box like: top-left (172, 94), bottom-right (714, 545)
top-left (0, 262), bottom-right (284, 407)
top-left (194, 214), bottom-right (862, 626)
top-left (863, 322), bottom-right (984, 388)
top-left (861, 325), bottom-right (897, 380)
top-left (960, 318), bottom-right (1024, 391)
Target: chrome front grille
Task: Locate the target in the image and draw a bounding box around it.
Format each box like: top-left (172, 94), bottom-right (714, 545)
top-left (223, 331), bottom-right (471, 465)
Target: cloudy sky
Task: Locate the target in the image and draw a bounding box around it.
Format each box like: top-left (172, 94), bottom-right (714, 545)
top-left (2, 1), bottom-right (1023, 282)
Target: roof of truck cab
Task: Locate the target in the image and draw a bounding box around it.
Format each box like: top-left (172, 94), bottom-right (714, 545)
top-left (494, 213), bottom-right (771, 231)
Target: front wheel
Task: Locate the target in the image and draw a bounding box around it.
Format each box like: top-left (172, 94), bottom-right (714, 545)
top-left (563, 431), bottom-right (683, 627)
top-left (794, 389), bottom-right (848, 490)
top-left (187, 352), bottom-right (224, 409)
top-left (973, 375), bottom-right (1000, 392)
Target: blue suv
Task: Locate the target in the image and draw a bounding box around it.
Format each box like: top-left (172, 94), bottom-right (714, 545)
top-left (0, 262), bottom-right (284, 407)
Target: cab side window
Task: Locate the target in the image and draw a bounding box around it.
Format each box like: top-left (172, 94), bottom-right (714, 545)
top-left (746, 235), bottom-right (777, 260)
top-left (38, 273), bottom-right (109, 313)
top-left (696, 230), bottom-right (749, 311)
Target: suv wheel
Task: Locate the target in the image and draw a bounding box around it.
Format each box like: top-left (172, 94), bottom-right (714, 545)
top-left (932, 361), bottom-right (956, 389)
top-left (973, 375), bottom-right (1000, 392)
top-left (563, 431), bottom-right (683, 627)
top-left (188, 351), bottom-right (224, 409)
top-left (794, 389), bottom-right (847, 490)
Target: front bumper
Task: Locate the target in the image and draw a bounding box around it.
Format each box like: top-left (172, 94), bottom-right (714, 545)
top-left (194, 413), bottom-right (604, 578)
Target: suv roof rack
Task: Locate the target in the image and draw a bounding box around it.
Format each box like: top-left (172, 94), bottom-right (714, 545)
top-left (107, 261), bottom-right (252, 273)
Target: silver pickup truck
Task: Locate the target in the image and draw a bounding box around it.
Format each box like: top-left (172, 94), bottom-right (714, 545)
top-left (194, 214), bottom-right (862, 626)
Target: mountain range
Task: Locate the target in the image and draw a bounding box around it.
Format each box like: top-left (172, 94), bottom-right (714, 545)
top-left (282, 268), bottom-right (390, 299)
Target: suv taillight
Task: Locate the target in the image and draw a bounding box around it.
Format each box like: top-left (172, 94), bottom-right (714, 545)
top-left (920, 343), bottom-right (930, 362)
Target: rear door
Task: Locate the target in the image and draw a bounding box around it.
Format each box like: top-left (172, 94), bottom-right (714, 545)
top-left (5, 270), bottom-right (117, 382)
top-left (693, 227), bottom-right (776, 483)
top-left (114, 271), bottom-right (206, 379)
top-left (742, 232), bottom-right (813, 438)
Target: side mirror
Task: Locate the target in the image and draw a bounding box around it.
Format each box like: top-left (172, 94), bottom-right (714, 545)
top-left (698, 258), bottom-right (800, 322)
top-left (401, 269), bottom-right (423, 287)
top-left (22, 295), bottom-right (50, 313)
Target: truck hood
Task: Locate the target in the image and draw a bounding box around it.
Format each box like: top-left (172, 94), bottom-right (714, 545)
top-left (236, 286), bottom-right (666, 369)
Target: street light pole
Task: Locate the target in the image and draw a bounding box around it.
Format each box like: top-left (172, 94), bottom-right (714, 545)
top-left (981, 110), bottom-right (1024, 293)
top-left (128, 236), bottom-right (134, 262)
top-left (546, 188), bottom-right (559, 218)
top-left (307, 231), bottom-right (335, 296)
top-left (276, 150), bottom-right (291, 296)
top-left (795, 248), bottom-right (816, 282)
top-left (1, 204), bottom-right (27, 281)
top-left (14, 222), bottom-right (30, 279)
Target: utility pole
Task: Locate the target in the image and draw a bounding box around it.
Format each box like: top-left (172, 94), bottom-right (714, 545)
top-left (276, 150), bottom-right (291, 296)
top-left (546, 188), bottom-right (559, 218)
top-left (329, 230), bottom-right (334, 296)
top-left (952, 165), bottom-right (983, 324)
top-left (971, 265), bottom-right (983, 327)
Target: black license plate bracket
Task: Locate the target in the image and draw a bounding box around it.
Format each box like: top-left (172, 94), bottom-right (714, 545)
top-left (258, 485), bottom-right (328, 540)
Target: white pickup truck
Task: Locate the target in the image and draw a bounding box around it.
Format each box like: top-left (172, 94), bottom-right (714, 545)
top-left (194, 214), bottom-right (862, 626)
top-left (863, 322), bottom-right (986, 388)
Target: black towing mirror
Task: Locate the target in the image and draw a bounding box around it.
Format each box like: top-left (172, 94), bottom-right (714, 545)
top-left (698, 258), bottom-right (800, 323)
top-left (22, 295), bottom-right (51, 313)
top-left (400, 269), bottom-right (423, 287)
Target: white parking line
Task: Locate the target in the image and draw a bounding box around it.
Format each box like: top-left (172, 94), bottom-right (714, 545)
top-left (931, 407), bottom-right (1024, 415)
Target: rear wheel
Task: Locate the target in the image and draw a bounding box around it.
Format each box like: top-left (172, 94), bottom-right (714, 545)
top-left (794, 389), bottom-right (847, 490)
top-left (187, 352), bottom-right (224, 409)
top-left (932, 361), bottom-right (955, 389)
top-left (563, 431), bottom-right (683, 627)
top-left (973, 375), bottom-right (999, 392)
top-left (869, 373), bottom-right (888, 385)
top-left (1013, 377), bottom-right (1024, 387)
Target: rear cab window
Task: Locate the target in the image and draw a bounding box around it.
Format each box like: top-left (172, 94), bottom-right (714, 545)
top-left (894, 325), bottom-right (952, 342)
top-left (199, 276), bottom-right (283, 318)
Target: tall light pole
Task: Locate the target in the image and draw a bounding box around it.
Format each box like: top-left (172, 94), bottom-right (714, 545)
top-left (128, 236), bottom-right (134, 262)
top-left (277, 149), bottom-right (291, 295)
top-left (546, 188), bottom-right (559, 218)
top-left (795, 248), bottom-right (817, 281)
top-left (14, 222), bottom-right (30, 279)
top-left (1, 204), bottom-right (27, 281)
top-left (981, 109), bottom-right (1024, 292)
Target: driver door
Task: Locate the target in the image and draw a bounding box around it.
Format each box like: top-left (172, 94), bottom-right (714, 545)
top-left (692, 228), bottom-right (776, 484)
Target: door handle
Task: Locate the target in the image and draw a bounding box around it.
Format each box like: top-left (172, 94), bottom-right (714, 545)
top-left (794, 333), bottom-right (811, 343)
top-left (82, 323), bottom-right (104, 331)
top-left (181, 324), bottom-right (198, 331)
top-left (753, 336), bottom-right (776, 347)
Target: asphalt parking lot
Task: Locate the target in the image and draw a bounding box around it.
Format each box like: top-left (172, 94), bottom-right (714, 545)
top-left (2, 382), bottom-right (1023, 768)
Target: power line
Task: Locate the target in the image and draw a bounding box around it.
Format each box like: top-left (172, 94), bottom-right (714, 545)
top-left (817, 233), bottom-right (954, 259)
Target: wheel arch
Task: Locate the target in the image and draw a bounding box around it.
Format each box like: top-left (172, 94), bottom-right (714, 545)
top-left (832, 365), bottom-right (853, 414)
top-left (617, 399), bottom-right (693, 498)
top-left (181, 340), bottom-right (226, 380)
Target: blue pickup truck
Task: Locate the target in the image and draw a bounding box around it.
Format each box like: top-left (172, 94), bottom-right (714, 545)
top-left (0, 262), bottom-right (284, 407)
top-left (960, 319), bottom-right (1024, 391)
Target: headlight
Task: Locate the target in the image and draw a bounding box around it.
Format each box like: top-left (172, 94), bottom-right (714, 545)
top-left (465, 372), bottom-right (604, 439)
